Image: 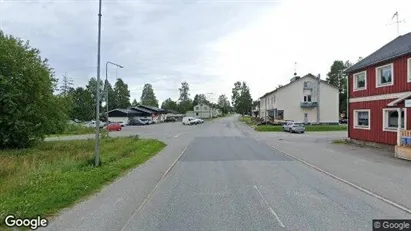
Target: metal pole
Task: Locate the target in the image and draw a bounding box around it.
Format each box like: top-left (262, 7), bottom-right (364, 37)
top-left (95, 0), bottom-right (103, 167)
top-left (105, 62), bottom-right (109, 137)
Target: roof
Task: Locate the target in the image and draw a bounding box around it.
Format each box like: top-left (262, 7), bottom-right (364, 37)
top-left (130, 107), bottom-right (153, 114)
top-left (108, 109), bottom-right (139, 114)
top-left (138, 105), bottom-right (166, 113)
top-left (387, 92), bottom-right (411, 106)
top-left (345, 32), bottom-right (411, 73)
top-left (259, 73), bottom-right (338, 99)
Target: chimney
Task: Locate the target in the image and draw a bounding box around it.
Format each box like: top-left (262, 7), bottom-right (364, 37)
top-left (290, 72), bottom-right (300, 83)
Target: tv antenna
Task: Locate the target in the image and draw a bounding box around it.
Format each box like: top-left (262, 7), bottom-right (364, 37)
top-left (293, 62), bottom-right (297, 76)
top-left (386, 11), bottom-right (405, 36)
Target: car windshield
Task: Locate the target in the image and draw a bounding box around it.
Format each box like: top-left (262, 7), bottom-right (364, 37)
top-left (294, 123), bottom-right (304, 126)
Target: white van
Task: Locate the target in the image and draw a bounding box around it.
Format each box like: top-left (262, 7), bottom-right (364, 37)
top-left (182, 117), bottom-right (196, 125)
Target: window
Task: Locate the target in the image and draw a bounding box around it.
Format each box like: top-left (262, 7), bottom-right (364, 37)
top-left (204, 106), bottom-right (208, 110)
top-left (376, 63), bottom-right (393, 87)
top-left (353, 109), bottom-right (370, 129)
top-left (353, 71), bottom-right (366, 91)
top-left (408, 58), bottom-right (411, 82)
top-left (383, 108), bottom-right (406, 131)
top-left (304, 95), bottom-right (312, 102)
top-left (195, 106), bottom-right (199, 110)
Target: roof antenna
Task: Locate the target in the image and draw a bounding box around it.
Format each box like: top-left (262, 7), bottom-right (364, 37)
top-left (386, 11), bottom-right (405, 36)
top-left (294, 62), bottom-right (297, 76)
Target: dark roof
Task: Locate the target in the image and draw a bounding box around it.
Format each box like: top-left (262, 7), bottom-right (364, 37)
top-left (138, 105), bottom-right (166, 113)
top-left (129, 107), bottom-right (153, 114)
top-left (345, 32), bottom-right (411, 73)
top-left (164, 109), bottom-right (179, 114)
top-left (108, 109), bottom-right (136, 114)
top-left (259, 73), bottom-right (337, 99)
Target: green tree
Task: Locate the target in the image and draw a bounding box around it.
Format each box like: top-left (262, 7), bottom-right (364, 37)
top-left (161, 98), bottom-right (179, 111)
top-left (231, 81), bottom-right (241, 109)
top-left (231, 81), bottom-right (253, 115)
top-left (217, 94), bottom-right (230, 115)
top-left (59, 74), bottom-right (73, 96)
top-left (131, 98), bottom-right (139, 107)
top-left (0, 31), bottom-right (67, 148)
top-left (192, 94), bottom-right (208, 106)
top-left (113, 78), bottom-right (131, 108)
top-left (103, 79), bottom-right (116, 110)
top-left (68, 87), bottom-right (94, 121)
top-left (178, 81), bottom-right (193, 113)
top-left (140, 83), bottom-right (159, 107)
top-left (326, 60), bottom-right (352, 115)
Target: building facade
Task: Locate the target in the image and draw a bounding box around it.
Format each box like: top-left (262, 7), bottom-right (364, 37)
top-left (346, 32), bottom-right (411, 145)
top-left (259, 74), bottom-right (339, 124)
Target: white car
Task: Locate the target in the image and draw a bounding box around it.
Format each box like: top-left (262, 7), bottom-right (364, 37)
top-left (182, 117), bottom-right (196, 125)
top-left (85, 121), bottom-right (104, 128)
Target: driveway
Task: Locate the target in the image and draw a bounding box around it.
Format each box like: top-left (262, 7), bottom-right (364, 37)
top-left (44, 115), bottom-right (411, 231)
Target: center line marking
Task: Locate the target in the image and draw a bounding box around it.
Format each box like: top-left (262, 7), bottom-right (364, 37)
top-left (253, 185), bottom-right (285, 228)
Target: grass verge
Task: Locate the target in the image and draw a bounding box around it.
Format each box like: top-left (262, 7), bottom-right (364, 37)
top-left (0, 137), bottom-right (166, 228)
top-left (238, 116), bottom-right (256, 126)
top-left (255, 124), bottom-right (348, 132)
top-left (332, 139), bottom-right (349, 144)
top-left (47, 123), bottom-right (97, 137)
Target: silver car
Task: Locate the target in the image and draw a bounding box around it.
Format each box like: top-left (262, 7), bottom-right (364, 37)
top-left (283, 121), bottom-right (305, 133)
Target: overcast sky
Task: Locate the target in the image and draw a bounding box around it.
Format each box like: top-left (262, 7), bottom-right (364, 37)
top-left (1, 0), bottom-right (411, 105)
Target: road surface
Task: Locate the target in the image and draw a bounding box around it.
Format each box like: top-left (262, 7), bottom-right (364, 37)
top-left (44, 116), bottom-right (411, 231)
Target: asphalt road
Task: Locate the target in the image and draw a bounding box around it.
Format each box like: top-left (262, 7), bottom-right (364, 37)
top-left (44, 116), bottom-right (411, 231)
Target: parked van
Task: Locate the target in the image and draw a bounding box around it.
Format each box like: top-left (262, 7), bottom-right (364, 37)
top-left (182, 117), bottom-right (196, 125)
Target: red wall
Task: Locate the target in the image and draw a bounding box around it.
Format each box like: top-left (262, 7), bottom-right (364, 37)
top-left (349, 100), bottom-right (411, 145)
top-left (349, 54), bottom-right (411, 98)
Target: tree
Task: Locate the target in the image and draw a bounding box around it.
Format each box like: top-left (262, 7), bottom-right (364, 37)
top-left (326, 60), bottom-right (352, 115)
top-left (68, 87), bottom-right (94, 121)
top-left (59, 74), bottom-right (73, 96)
top-left (113, 78), bottom-right (131, 108)
top-left (161, 98), bottom-right (178, 111)
top-left (192, 94), bottom-right (208, 106)
top-left (131, 98), bottom-right (139, 107)
top-left (140, 83), bottom-right (159, 107)
top-left (0, 31), bottom-right (67, 148)
top-left (178, 81), bottom-right (193, 113)
top-left (231, 81), bottom-right (253, 115)
top-left (103, 80), bottom-right (116, 110)
top-left (217, 94), bottom-right (230, 115)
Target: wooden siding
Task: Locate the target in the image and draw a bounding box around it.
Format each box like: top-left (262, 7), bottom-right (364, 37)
top-left (349, 54), bottom-right (411, 98)
top-left (349, 100), bottom-right (411, 145)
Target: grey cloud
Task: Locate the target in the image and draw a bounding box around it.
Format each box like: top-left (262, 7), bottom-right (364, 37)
top-left (2, 0), bottom-right (276, 102)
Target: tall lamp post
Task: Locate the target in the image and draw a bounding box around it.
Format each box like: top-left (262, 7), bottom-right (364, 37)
top-left (94, 0), bottom-right (103, 167)
top-left (104, 61), bottom-right (123, 135)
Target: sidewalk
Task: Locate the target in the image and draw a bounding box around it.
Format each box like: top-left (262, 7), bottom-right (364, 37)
top-left (235, 121), bottom-right (411, 210)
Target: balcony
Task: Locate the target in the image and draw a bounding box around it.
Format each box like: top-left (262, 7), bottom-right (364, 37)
top-left (300, 102), bottom-right (318, 108)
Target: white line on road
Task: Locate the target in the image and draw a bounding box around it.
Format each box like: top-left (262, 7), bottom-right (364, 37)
top-left (270, 145), bottom-right (411, 215)
top-left (253, 185), bottom-right (285, 228)
top-left (120, 145), bottom-right (189, 231)
top-left (174, 132), bottom-right (184, 138)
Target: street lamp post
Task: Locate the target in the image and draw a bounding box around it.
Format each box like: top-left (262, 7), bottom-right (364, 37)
top-left (94, 0), bottom-right (103, 167)
top-left (104, 61), bottom-right (123, 137)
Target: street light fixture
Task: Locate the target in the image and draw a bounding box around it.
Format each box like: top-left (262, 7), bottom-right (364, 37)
top-left (104, 61), bottom-right (123, 137)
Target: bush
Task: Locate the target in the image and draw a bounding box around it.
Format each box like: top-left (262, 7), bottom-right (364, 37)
top-left (0, 31), bottom-right (67, 149)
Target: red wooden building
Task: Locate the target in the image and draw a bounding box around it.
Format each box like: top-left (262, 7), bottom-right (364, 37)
top-left (346, 32), bottom-right (411, 145)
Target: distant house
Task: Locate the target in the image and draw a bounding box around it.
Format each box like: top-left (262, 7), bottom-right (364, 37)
top-left (107, 108), bottom-right (151, 124)
top-left (186, 104), bottom-right (221, 118)
top-left (259, 73), bottom-right (339, 124)
top-left (135, 105), bottom-right (167, 122)
top-left (345, 32), bottom-right (411, 146)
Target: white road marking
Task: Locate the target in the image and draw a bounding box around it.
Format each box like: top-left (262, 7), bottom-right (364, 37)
top-left (120, 145), bottom-right (189, 231)
top-left (271, 145), bottom-right (411, 215)
top-left (253, 185), bottom-right (285, 228)
top-left (174, 132), bottom-right (184, 138)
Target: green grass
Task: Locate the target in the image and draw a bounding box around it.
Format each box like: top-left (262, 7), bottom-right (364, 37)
top-left (47, 123), bottom-right (96, 137)
top-left (0, 137), bottom-right (166, 228)
top-left (238, 116), bottom-right (256, 126)
top-left (255, 124), bottom-right (348, 132)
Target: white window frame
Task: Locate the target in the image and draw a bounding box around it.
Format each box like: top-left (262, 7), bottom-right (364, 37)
top-left (353, 109), bottom-right (371, 130)
top-left (375, 63), bottom-right (394, 88)
top-left (382, 108), bottom-right (406, 132)
top-left (407, 58), bottom-right (411, 83)
top-left (353, 71), bottom-right (367, 91)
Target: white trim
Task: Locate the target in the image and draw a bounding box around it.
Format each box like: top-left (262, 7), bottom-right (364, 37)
top-left (382, 108), bottom-right (406, 132)
top-left (353, 109), bottom-right (371, 130)
top-left (349, 91), bottom-right (411, 103)
top-left (375, 63), bottom-right (394, 88)
top-left (353, 71), bottom-right (367, 91)
top-left (408, 58), bottom-right (411, 83)
top-left (387, 92), bottom-right (411, 106)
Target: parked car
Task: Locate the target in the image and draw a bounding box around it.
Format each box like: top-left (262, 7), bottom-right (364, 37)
top-left (182, 117), bottom-right (197, 125)
top-left (129, 118), bottom-right (148, 126)
top-left (85, 120), bottom-right (105, 128)
top-left (140, 118), bottom-right (153, 124)
top-left (339, 119), bottom-right (348, 124)
top-left (193, 117), bottom-right (204, 124)
top-left (283, 121), bottom-right (305, 133)
top-left (165, 117), bottom-right (177, 122)
top-left (105, 122), bottom-right (122, 131)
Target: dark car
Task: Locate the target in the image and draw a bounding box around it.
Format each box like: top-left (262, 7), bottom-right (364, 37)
top-left (128, 118), bottom-right (148, 126)
top-left (165, 117), bottom-right (177, 122)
